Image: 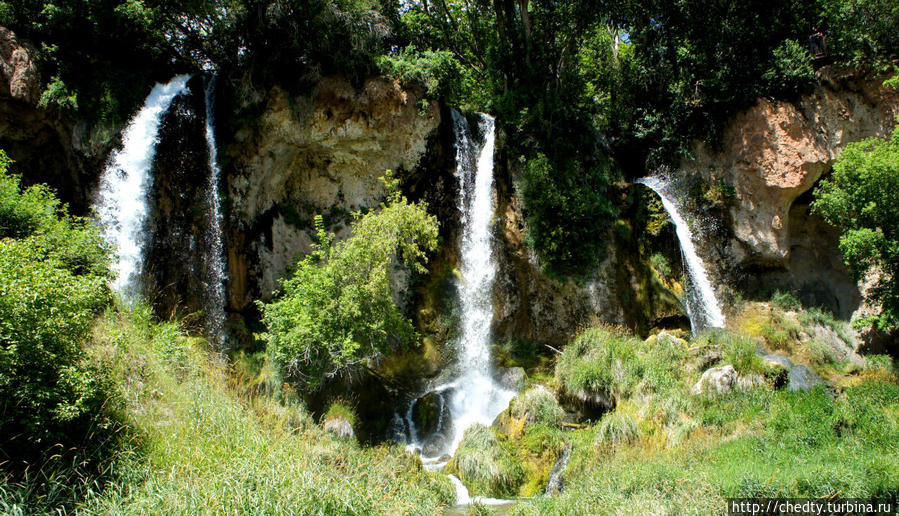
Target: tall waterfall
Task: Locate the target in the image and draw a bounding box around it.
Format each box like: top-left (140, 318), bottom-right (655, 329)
top-left (400, 112), bottom-right (516, 464)
top-left (636, 175), bottom-right (725, 332)
top-left (95, 74), bottom-right (191, 297)
top-left (203, 75), bottom-right (227, 348)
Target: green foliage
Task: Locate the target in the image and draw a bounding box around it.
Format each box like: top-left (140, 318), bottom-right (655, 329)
top-left (516, 374), bottom-right (899, 514)
top-left (324, 400), bottom-right (357, 426)
top-left (649, 253), bottom-right (672, 280)
top-left (30, 308), bottom-right (453, 515)
top-left (0, 154), bottom-right (114, 483)
top-left (555, 326), bottom-right (687, 406)
top-left (770, 290), bottom-right (802, 311)
top-left (520, 154), bottom-right (617, 275)
top-left (763, 40), bottom-right (817, 98)
top-left (377, 47), bottom-right (471, 104)
top-left (819, 0), bottom-right (899, 67)
top-left (446, 424), bottom-right (524, 498)
top-left (260, 172), bottom-right (439, 390)
top-left (812, 128), bottom-right (899, 331)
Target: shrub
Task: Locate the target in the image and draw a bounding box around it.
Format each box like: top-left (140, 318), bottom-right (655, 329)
top-left (260, 172), bottom-right (439, 390)
top-left (556, 326), bottom-right (687, 407)
top-left (377, 47), bottom-right (471, 104)
top-left (0, 154), bottom-right (114, 471)
top-left (595, 411), bottom-right (640, 447)
top-left (770, 290), bottom-right (802, 311)
top-left (324, 400), bottom-right (356, 426)
top-left (509, 386), bottom-right (565, 429)
top-left (762, 39), bottom-right (816, 98)
top-left (812, 128), bottom-right (899, 331)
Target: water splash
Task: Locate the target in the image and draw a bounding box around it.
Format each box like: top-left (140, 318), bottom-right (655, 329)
top-left (203, 74), bottom-right (227, 348)
top-left (636, 175), bottom-right (725, 332)
top-left (402, 112), bottom-right (516, 462)
top-left (96, 74), bottom-right (191, 298)
top-left (544, 444), bottom-right (571, 495)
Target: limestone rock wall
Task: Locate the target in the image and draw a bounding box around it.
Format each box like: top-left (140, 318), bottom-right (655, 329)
top-left (682, 66), bottom-right (899, 267)
top-left (680, 65), bottom-right (898, 319)
top-left (222, 76), bottom-right (442, 322)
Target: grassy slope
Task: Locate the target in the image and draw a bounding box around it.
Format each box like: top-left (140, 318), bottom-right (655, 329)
top-left (57, 307), bottom-right (454, 515)
top-left (510, 310), bottom-right (899, 515)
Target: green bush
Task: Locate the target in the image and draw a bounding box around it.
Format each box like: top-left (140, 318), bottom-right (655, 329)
top-left (556, 326), bottom-right (686, 407)
top-left (260, 172), bottom-right (439, 391)
top-left (762, 39), bottom-right (816, 98)
top-left (595, 411), bottom-right (640, 447)
top-left (813, 128), bottom-right (899, 331)
top-left (0, 153), bottom-right (114, 473)
top-left (520, 153), bottom-right (617, 276)
top-left (377, 47), bottom-right (472, 104)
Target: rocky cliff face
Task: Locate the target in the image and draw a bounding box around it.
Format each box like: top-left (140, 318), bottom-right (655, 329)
top-left (221, 76), bottom-right (443, 328)
top-left (681, 65), bottom-right (899, 318)
top-left (492, 155), bottom-right (685, 345)
top-left (0, 27), bottom-right (113, 214)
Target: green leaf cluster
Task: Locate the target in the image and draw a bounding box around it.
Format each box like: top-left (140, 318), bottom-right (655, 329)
top-left (259, 172), bottom-right (439, 390)
top-left (0, 152), bottom-right (113, 464)
top-left (812, 128), bottom-right (899, 331)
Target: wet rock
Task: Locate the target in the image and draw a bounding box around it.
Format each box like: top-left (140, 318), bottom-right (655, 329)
top-left (323, 416), bottom-right (355, 440)
top-left (762, 353), bottom-right (822, 391)
top-left (411, 390), bottom-right (449, 437)
top-left (690, 365), bottom-right (764, 397)
top-left (494, 366), bottom-right (526, 392)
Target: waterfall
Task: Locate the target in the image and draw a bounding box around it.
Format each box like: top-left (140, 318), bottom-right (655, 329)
top-left (203, 75), bottom-right (227, 348)
top-left (544, 444), bottom-right (571, 495)
top-left (401, 112), bottom-right (516, 468)
top-left (636, 175), bottom-right (725, 331)
top-left (95, 74), bottom-right (191, 297)
top-left (444, 112), bottom-right (516, 453)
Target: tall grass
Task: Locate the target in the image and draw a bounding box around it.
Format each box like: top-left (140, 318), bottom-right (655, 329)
top-left (2, 307), bottom-right (454, 514)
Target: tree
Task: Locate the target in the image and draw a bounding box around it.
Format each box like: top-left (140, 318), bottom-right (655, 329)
top-left (812, 128), bottom-right (899, 332)
top-left (259, 172), bottom-right (439, 390)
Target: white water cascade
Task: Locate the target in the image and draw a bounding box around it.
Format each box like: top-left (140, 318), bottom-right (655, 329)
top-left (636, 175), bottom-right (725, 331)
top-left (203, 75), bottom-right (227, 348)
top-left (401, 112), bottom-right (516, 478)
top-left (95, 74), bottom-right (191, 297)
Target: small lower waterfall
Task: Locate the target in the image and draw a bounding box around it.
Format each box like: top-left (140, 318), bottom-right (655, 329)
top-left (202, 75), bottom-right (227, 348)
top-left (399, 112), bottom-right (517, 502)
top-left (636, 175), bottom-right (725, 331)
top-left (96, 74), bottom-right (191, 297)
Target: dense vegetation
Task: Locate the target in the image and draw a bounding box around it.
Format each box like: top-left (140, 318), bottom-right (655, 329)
top-left (4, 0), bottom-right (898, 274)
top-left (259, 172), bottom-right (439, 390)
top-left (0, 152), bottom-right (117, 484)
top-left (2, 0), bottom-right (899, 513)
top-left (813, 128), bottom-right (899, 332)
top-left (0, 163), bottom-right (453, 513)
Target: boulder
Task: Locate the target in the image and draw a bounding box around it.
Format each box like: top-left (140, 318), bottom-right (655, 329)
top-left (494, 366), bottom-right (526, 392)
top-left (690, 365), bottom-right (764, 397)
top-left (323, 416), bottom-right (354, 440)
